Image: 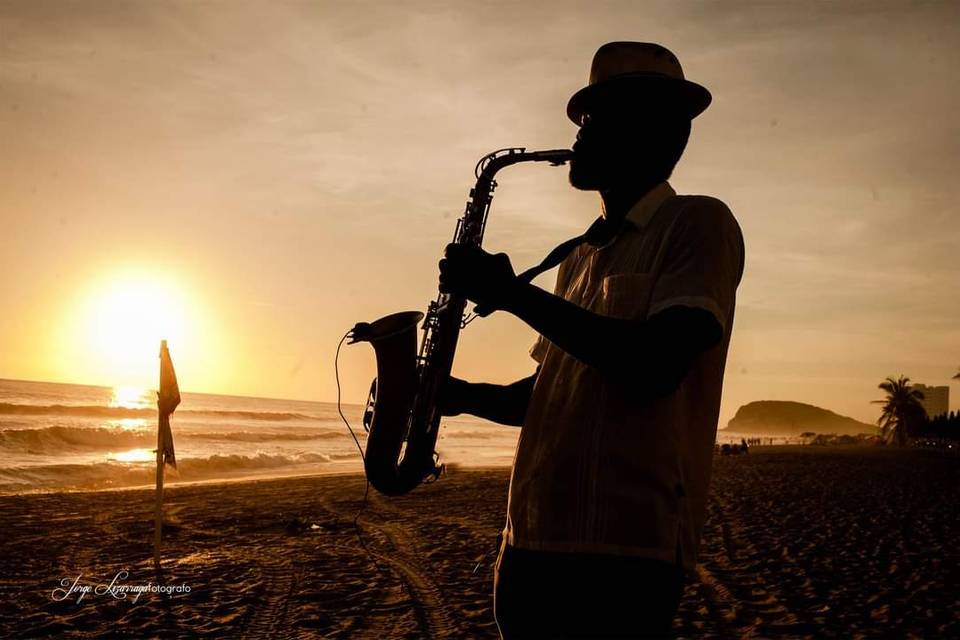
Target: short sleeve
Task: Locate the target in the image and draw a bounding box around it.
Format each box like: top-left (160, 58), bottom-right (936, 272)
top-left (530, 335), bottom-right (548, 363)
top-left (647, 197), bottom-right (745, 332)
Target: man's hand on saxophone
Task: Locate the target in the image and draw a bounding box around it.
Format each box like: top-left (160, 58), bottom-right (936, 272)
top-left (437, 244), bottom-right (538, 427)
top-left (438, 244), bottom-right (521, 314)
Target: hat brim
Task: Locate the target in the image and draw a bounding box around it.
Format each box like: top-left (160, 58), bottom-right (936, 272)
top-left (566, 73), bottom-right (712, 124)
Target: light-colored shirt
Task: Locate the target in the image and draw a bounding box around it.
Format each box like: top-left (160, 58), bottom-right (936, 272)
top-left (503, 181), bottom-right (745, 571)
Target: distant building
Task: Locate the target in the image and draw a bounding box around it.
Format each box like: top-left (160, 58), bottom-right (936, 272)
top-left (913, 384), bottom-right (949, 419)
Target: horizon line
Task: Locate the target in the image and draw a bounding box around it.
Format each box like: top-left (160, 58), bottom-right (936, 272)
top-left (0, 376), bottom-right (362, 408)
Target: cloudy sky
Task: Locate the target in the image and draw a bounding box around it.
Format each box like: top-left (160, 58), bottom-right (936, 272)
top-left (1, 0), bottom-right (957, 424)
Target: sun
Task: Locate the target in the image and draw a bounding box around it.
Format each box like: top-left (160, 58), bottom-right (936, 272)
top-left (80, 272), bottom-right (195, 386)
top-left (50, 266), bottom-right (232, 392)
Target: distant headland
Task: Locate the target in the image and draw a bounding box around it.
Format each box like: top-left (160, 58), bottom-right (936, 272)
top-left (724, 400), bottom-right (877, 436)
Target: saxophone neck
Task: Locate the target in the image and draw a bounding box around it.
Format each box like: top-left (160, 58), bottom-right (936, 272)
top-left (475, 147), bottom-right (573, 181)
top-left (460, 147), bottom-right (574, 246)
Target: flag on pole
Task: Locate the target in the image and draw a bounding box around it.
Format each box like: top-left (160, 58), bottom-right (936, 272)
top-left (158, 340), bottom-right (180, 468)
top-left (155, 339), bottom-right (180, 568)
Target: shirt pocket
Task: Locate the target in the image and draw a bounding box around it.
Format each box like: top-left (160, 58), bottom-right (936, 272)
top-left (599, 272), bottom-right (654, 320)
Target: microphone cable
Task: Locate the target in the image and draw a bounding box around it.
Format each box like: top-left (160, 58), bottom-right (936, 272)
top-left (334, 330), bottom-right (383, 576)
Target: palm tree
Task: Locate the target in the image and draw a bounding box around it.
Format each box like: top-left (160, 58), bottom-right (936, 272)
top-left (872, 375), bottom-right (926, 447)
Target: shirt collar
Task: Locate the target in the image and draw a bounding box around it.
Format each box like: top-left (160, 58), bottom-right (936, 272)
top-left (593, 181), bottom-right (675, 250)
top-left (624, 181), bottom-right (675, 230)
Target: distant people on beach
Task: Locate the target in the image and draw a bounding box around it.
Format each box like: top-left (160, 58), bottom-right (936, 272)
top-left (719, 440), bottom-right (749, 456)
top-left (715, 437), bottom-right (780, 455)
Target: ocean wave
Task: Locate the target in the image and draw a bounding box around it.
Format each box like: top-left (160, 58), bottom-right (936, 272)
top-left (0, 402), bottom-right (317, 421)
top-left (191, 431), bottom-right (344, 443)
top-left (0, 452), bottom-right (349, 494)
top-left (0, 426), bottom-right (348, 454)
top-left (0, 426), bottom-right (153, 452)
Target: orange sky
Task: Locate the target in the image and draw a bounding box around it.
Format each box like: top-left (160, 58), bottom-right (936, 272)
top-left (1, 1), bottom-right (958, 424)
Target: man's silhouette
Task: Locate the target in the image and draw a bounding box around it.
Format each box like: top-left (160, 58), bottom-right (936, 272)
top-left (439, 42), bottom-right (744, 638)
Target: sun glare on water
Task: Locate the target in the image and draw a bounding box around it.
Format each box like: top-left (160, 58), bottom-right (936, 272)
top-left (109, 448), bottom-right (156, 463)
top-left (110, 385), bottom-right (152, 409)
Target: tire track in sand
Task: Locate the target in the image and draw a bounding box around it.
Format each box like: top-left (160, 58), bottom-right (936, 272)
top-left (320, 496), bottom-right (459, 639)
top-left (698, 488), bottom-right (818, 637)
top-left (241, 553), bottom-right (301, 640)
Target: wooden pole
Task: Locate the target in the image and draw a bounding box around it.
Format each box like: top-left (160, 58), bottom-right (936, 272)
top-left (154, 338), bottom-right (166, 569)
top-left (154, 415), bottom-right (164, 568)
top-left (153, 429), bottom-right (163, 567)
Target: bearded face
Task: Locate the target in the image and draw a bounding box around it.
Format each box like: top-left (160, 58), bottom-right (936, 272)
top-left (568, 105), bottom-right (691, 192)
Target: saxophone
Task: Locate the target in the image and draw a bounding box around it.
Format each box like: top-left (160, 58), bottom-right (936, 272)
top-left (349, 147), bottom-right (572, 496)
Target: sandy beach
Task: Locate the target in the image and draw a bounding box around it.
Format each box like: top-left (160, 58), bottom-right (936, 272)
top-left (1, 446), bottom-right (957, 638)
